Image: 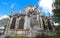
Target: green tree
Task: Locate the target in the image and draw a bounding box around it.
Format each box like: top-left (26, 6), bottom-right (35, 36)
top-left (52, 0), bottom-right (60, 22)
top-left (55, 25), bottom-right (60, 34)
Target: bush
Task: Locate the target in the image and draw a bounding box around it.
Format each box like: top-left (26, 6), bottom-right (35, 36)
top-left (35, 33), bottom-right (49, 38)
top-left (55, 25), bottom-right (60, 35)
top-left (5, 36), bottom-right (10, 38)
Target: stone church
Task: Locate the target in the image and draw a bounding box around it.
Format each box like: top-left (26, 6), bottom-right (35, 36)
top-left (5, 5), bottom-right (54, 36)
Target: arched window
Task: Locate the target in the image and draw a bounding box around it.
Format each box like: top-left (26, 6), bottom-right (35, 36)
top-left (30, 14), bottom-right (37, 19)
top-left (18, 18), bottom-right (24, 29)
top-left (10, 17), bottom-right (16, 29)
top-left (32, 15), bottom-right (37, 19)
top-left (42, 19), bottom-right (46, 29)
top-left (47, 19), bottom-right (52, 30)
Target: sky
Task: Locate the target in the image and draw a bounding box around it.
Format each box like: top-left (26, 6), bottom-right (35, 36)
top-left (0, 0), bottom-right (53, 20)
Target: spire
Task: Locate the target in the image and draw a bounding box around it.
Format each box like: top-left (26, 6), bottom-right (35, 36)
top-left (18, 9), bottom-right (21, 14)
top-left (17, 9), bottom-right (21, 17)
top-left (35, 4), bottom-right (39, 9)
top-left (11, 9), bottom-right (14, 16)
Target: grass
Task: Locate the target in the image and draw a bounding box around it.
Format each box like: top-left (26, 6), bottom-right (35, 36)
top-left (50, 35), bottom-right (60, 38)
top-left (8, 36), bottom-right (31, 38)
top-left (5, 35), bottom-right (60, 38)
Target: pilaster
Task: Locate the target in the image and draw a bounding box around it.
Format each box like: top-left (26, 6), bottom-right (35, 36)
top-left (24, 14), bottom-right (28, 30)
top-left (39, 14), bottom-right (44, 30)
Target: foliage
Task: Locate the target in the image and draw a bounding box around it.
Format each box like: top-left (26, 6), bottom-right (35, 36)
top-left (55, 25), bottom-right (60, 34)
top-left (52, 0), bottom-right (60, 22)
top-left (5, 36), bottom-right (10, 38)
top-left (34, 33), bottom-right (49, 38)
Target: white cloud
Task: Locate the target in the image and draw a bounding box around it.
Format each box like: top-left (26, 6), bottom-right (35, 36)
top-left (39, 0), bottom-right (53, 15)
top-left (0, 15), bottom-right (9, 20)
top-left (54, 23), bottom-right (59, 26)
top-left (11, 3), bottom-right (14, 9)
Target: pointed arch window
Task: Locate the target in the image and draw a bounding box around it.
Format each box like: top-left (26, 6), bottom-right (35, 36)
top-left (18, 18), bottom-right (24, 29)
top-left (10, 17), bottom-right (16, 29)
top-left (47, 19), bottom-right (52, 30)
top-left (42, 19), bottom-right (46, 29)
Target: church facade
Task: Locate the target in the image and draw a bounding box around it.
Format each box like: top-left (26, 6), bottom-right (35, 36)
top-left (6, 5), bottom-right (54, 36)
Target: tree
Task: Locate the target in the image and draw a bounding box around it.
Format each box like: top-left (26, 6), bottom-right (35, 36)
top-left (52, 0), bottom-right (60, 23)
top-left (55, 25), bottom-right (60, 34)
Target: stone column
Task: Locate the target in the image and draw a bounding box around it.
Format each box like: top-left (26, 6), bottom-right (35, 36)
top-left (15, 18), bottom-right (19, 30)
top-left (10, 10), bottom-right (14, 29)
top-left (24, 14), bottom-right (28, 30)
top-left (15, 17), bottom-right (19, 35)
top-left (37, 13), bottom-right (41, 27)
top-left (8, 17), bottom-right (13, 35)
top-left (39, 14), bottom-right (44, 30)
top-left (37, 13), bottom-right (40, 21)
top-left (37, 12), bottom-right (43, 30)
top-left (37, 13), bottom-right (39, 26)
top-left (9, 17), bottom-right (13, 29)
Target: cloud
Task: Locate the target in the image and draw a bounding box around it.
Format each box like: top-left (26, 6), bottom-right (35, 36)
top-left (39, 0), bottom-right (53, 15)
top-left (54, 23), bottom-right (59, 26)
top-left (0, 15), bottom-right (9, 20)
top-left (11, 3), bottom-right (14, 9)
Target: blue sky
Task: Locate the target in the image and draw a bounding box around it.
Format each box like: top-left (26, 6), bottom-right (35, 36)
top-left (0, 0), bottom-right (39, 16)
top-left (0, 0), bottom-right (53, 18)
